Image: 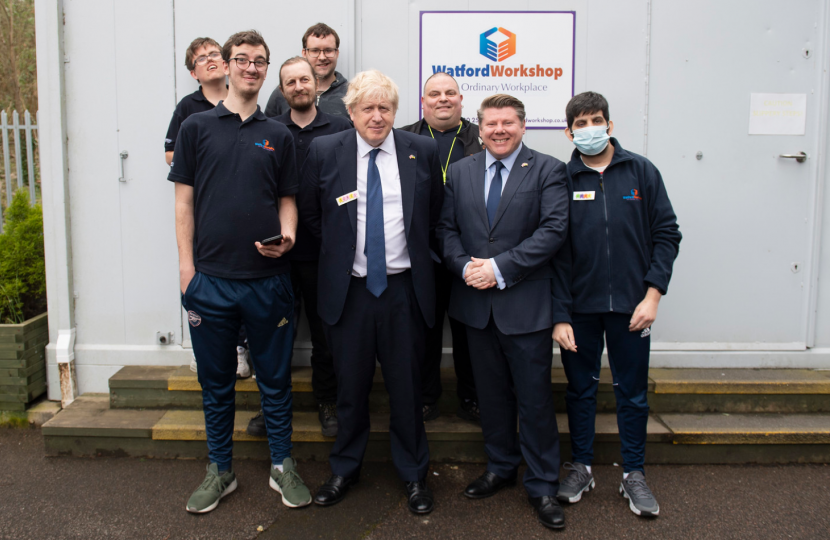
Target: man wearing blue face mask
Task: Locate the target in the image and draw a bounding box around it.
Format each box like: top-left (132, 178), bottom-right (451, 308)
top-left (552, 91), bottom-right (681, 518)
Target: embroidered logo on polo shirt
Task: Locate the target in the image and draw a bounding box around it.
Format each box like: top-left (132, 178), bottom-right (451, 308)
top-left (255, 139), bottom-right (275, 151)
top-left (188, 311), bottom-right (202, 327)
top-left (277, 317), bottom-right (288, 328)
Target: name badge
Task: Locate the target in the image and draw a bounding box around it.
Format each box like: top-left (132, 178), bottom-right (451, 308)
top-left (573, 191), bottom-right (595, 201)
top-left (336, 190), bottom-right (359, 206)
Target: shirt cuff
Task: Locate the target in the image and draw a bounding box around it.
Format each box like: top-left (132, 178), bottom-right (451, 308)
top-left (490, 258), bottom-right (506, 290)
top-left (462, 261), bottom-right (471, 281)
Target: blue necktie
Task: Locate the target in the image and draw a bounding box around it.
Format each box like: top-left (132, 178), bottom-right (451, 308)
top-left (487, 161), bottom-right (505, 228)
top-left (365, 148), bottom-right (387, 297)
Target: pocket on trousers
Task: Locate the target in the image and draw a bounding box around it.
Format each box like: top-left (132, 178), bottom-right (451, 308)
top-left (181, 272), bottom-right (200, 306)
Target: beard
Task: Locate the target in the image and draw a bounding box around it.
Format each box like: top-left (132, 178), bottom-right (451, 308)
top-left (286, 92), bottom-right (314, 112)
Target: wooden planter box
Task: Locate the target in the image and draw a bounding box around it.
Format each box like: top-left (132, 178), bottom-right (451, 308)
top-left (0, 312), bottom-right (48, 411)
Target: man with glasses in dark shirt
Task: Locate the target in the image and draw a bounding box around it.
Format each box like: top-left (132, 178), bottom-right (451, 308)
top-left (265, 23), bottom-right (349, 118)
top-left (247, 56), bottom-right (351, 439)
top-left (171, 30), bottom-right (311, 514)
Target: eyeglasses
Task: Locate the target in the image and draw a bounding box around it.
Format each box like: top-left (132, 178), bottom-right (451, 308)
top-left (304, 48), bottom-right (338, 58)
top-left (230, 57), bottom-right (270, 71)
top-left (195, 52), bottom-right (222, 65)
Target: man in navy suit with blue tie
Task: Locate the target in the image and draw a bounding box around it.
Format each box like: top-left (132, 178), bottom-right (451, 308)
top-left (298, 70), bottom-right (444, 514)
top-left (437, 94), bottom-right (570, 530)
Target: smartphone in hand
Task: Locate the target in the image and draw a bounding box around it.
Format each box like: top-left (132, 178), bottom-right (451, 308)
top-left (261, 234), bottom-right (284, 246)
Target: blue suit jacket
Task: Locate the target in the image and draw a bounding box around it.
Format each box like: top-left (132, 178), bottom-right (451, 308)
top-left (299, 128), bottom-right (444, 327)
top-left (436, 144), bottom-right (569, 335)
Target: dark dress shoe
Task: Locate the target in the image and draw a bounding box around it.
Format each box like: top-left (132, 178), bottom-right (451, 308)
top-left (314, 475), bottom-right (358, 506)
top-left (456, 399), bottom-right (481, 425)
top-left (422, 403), bottom-right (440, 422)
top-left (246, 410), bottom-right (266, 437)
top-left (405, 480), bottom-right (434, 514)
top-left (529, 495), bottom-right (565, 529)
top-left (463, 471), bottom-right (517, 499)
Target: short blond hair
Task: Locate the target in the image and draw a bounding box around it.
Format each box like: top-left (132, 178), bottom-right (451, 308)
top-left (343, 70), bottom-right (399, 112)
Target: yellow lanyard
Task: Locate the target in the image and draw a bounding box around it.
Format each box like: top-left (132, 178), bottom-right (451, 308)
top-left (428, 123), bottom-right (463, 184)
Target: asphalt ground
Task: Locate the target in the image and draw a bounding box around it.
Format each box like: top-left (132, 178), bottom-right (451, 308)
top-left (1, 427), bottom-right (829, 540)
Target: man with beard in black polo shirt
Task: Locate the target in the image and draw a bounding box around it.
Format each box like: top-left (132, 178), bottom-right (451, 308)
top-left (170, 30), bottom-right (312, 514)
top-left (401, 72), bottom-right (483, 424)
top-left (247, 56), bottom-right (352, 439)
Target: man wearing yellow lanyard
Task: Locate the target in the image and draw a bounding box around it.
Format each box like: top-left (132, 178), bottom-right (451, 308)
top-left (401, 72), bottom-right (484, 424)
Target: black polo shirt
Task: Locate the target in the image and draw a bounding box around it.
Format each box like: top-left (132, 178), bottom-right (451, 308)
top-left (273, 109), bottom-right (352, 261)
top-left (419, 121), bottom-right (466, 179)
top-left (164, 87), bottom-right (216, 152)
top-left (168, 102), bottom-right (298, 279)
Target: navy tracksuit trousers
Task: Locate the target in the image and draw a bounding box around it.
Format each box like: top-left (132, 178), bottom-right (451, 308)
top-left (560, 312), bottom-right (650, 473)
top-left (182, 272), bottom-right (295, 471)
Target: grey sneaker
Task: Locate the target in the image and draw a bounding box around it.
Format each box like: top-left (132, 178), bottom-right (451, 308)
top-left (619, 471), bottom-right (660, 517)
top-left (556, 462), bottom-right (595, 503)
top-left (270, 457), bottom-right (312, 508)
top-left (186, 463), bottom-right (237, 514)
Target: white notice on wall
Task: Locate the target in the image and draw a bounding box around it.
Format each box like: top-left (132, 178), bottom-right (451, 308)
top-left (748, 93), bottom-right (806, 135)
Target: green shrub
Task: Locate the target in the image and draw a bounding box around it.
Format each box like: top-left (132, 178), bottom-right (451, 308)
top-left (0, 189), bottom-right (45, 323)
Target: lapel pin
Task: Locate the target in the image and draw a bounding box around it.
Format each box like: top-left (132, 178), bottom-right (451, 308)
top-left (409, 154), bottom-right (416, 160)
top-left (521, 162), bottom-right (528, 167)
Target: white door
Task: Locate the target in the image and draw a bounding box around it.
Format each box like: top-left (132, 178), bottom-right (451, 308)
top-left (113, 0), bottom-right (182, 346)
top-left (647, 0), bottom-right (824, 349)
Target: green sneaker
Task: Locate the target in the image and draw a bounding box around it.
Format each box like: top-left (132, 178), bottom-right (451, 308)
top-left (186, 463), bottom-right (237, 514)
top-left (270, 457), bottom-right (312, 508)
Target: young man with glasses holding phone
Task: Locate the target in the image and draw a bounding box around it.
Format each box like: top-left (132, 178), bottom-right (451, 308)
top-left (265, 23), bottom-right (349, 118)
top-left (170, 30), bottom-right (311, 514)
top-left (164, 37), bottom-right (251, 381)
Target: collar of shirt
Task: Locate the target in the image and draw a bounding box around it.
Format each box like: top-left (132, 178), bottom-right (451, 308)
top-left (215, 100), bottom-right (267, 122)
top-left (484, 142), bottom-right (523, 174)
top-left (193, 86), bottom-right (207, 102)
top-left (278, 108), bottom-right (330, 130)
top-left (356, 130), bottom-right (396, 158)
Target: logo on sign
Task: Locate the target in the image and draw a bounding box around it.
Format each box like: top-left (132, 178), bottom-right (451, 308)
top-left (480, 27), bottom-right (516, 62)
top-left (623, 189), bottom-right (642, 201)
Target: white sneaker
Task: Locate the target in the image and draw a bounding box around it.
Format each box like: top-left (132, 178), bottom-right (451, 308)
top-left (190, 352), bottom-right (198, 374)
top-left (236, 346), bottom-right (251, 379)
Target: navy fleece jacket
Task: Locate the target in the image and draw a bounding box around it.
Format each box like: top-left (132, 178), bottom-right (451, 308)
top-left (552, 138), bottom-right (681, 323)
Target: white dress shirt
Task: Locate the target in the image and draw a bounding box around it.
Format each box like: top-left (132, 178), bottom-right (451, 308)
top-left (463, 143), bottom-right (523, 290)
top-left (352, 132), bottom-right (411, 277)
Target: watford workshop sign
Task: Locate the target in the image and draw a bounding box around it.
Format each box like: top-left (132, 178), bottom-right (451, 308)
top-left (420, 11), bottom-right (575, 130)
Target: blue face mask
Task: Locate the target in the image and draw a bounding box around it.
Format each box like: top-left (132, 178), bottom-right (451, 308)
top-left (571, 125), bottom-right (610, 156)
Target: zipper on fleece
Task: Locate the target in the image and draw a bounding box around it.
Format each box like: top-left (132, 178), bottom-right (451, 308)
top-left (599, 174), bottom-right (613, 312)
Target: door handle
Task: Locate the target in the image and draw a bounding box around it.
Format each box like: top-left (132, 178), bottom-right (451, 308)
top-left (779, 152), bottom-right (807, 163)
top-left (119, 150), bottom-right (129, 182)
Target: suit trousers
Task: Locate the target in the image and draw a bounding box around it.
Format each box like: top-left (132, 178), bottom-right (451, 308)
top-left (560, 312), bottom-right (651, 473)
top-left (467, 316), bottom-right (561, 498)
top-left (324, 271), bottom-right (430, 482)
top-left (182, 272), bottom-right (295, 470)
top-left (423, 261), bottom-right (477, 405)
top-left (290, 260), bottom-right (337, 404)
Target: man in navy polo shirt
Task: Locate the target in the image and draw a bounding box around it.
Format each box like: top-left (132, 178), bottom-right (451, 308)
top-left (552, 91), bottom-right (681, 518)
top-left (246, 56), bottom-right (351, 439)
top-left (169, 30), bottom-right (312, 514)
top-left (164, 37), bottom-right (227, 166)
top-left (164, 36), bottom-right (252, 380)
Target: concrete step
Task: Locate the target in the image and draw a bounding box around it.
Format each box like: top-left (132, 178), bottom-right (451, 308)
top-left (649, 369), bottom-right (830, 413)
top-left (108, 366), bottom-right (830, 414)
top-left (42, 395), bottom-right (830, 464)
top-left (44, 394), bottom-right (669, 462)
